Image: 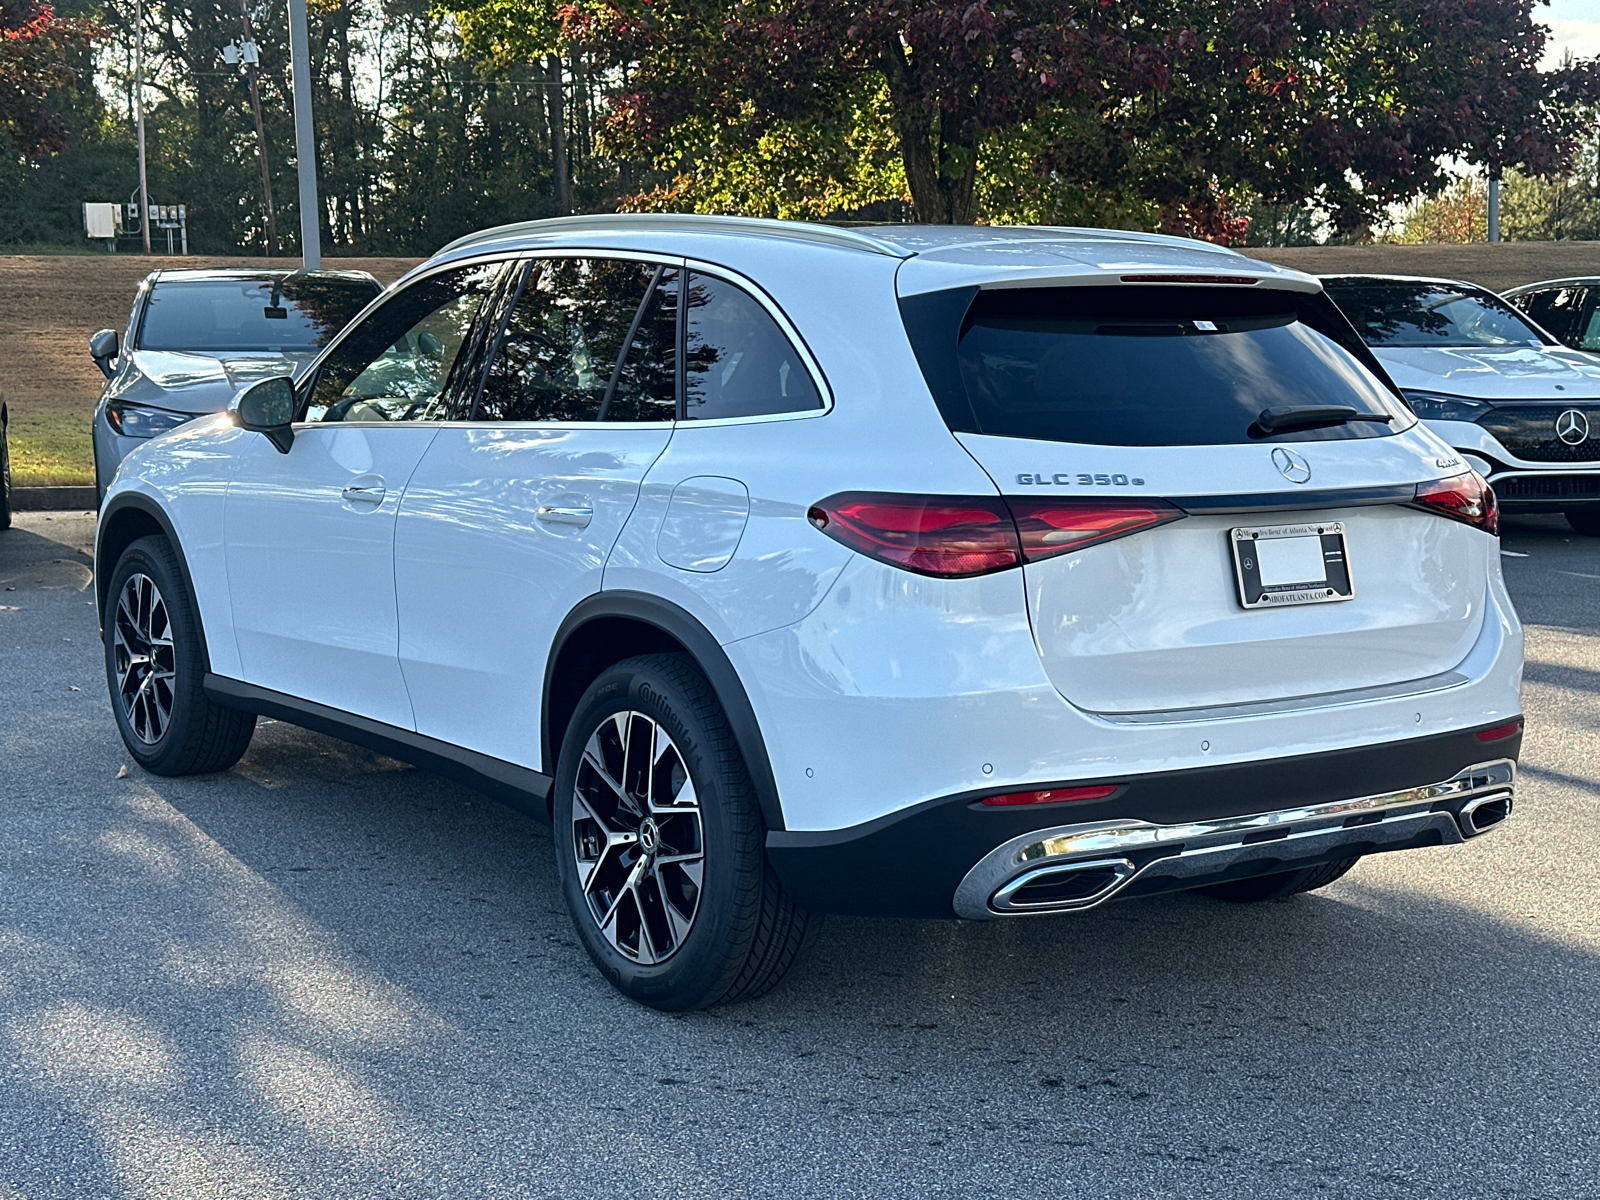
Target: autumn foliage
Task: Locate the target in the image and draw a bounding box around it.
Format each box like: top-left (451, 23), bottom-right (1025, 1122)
top-left (569, 0), bottom-right (1600, 233)
top-left (0, 0), bottom-right (98, 156)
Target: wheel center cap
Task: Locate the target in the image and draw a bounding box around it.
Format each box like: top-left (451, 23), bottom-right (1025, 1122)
top-left (638, 818), bottom-right (660, 855)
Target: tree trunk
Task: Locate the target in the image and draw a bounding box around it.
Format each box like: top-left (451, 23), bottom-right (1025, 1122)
top-left (547, 54), bottom-right (572, 216)
top-left (880, 39), bottom-right (978, 224)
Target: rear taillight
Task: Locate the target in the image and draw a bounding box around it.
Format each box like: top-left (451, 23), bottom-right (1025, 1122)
top-left (980, 784), bottom-right (1120, 807)
top-left (1413, 471), bottom-right (1499, 536)
top-left (1008, 498), bottom-right (1183, 562)
top-left (807, 493), bottom-right (1184, 578)
top-left (806, 494), bottom-right (1020, 578)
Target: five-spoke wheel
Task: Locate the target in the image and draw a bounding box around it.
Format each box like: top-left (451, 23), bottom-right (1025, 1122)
top-left (112, 572), bottom-right (176, 744)
top-left (554, 654), bottom-right (818, 1010)
top-left (572, 710), bottom-right (705, 965)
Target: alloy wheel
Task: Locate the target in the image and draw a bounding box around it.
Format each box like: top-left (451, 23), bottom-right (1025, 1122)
top-left (571, 710), bottom-right (705, 965)
top-left (113, 573), bottom-right (176, 744)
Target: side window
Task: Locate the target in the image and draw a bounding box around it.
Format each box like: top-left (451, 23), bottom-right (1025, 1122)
top-left (305, 262), bottom-right (501, 422)
top-left (1579, 295), bottom-right (1600, 352)
top-left (474, 258), bottom-right (676, 423)
top-left (683, 272), bottom-right (822, 420)
top-left (1517, 287), bottom-right (1581, 346)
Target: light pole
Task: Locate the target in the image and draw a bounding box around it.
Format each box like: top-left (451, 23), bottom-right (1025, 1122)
top-left (134, 0), bottom-right (150, 253)
top-left (288, 0), bottom-right (321, 269)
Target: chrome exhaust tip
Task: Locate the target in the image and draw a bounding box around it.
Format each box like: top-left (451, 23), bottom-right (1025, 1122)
top-left (989, 857), bottom-right (1137, 914)
top-left (1459, 792), bottom-right (1513, 837)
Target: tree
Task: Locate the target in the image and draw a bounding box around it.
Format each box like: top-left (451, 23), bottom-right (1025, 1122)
top-left (571, 0), bottom-right (1600, 232)
top-left (0, 0), bottom-right (98, 155)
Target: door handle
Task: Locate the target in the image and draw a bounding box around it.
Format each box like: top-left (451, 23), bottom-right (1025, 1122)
top-left (536, 505), bottom-right (594, 528)
top-left (342, 484), bottom-right (386, 503)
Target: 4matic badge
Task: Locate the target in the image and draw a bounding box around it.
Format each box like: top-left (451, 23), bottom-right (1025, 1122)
top-left (1015, 472), bottom-right (1146, 487)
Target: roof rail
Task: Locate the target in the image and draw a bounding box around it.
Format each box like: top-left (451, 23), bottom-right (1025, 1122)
top-left (435, 213), bottom-right (912, 259)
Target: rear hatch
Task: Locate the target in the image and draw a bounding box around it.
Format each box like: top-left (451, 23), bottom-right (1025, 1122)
top-left (899, 275), bottom-right (1490, 716)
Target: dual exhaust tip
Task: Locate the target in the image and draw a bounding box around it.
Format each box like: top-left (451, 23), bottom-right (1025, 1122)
top-left (1459, 792), bottom-right (1513, 837)
top-left (984, 792), bottom-right (1515, 916)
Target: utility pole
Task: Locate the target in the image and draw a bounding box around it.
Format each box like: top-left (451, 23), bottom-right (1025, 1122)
top-left (288, 0), bottom-right (321, 269)
top-left (239, 1), bottom-right (278, 256)
top-left (134, 0), bottom-right (150, 253)
top-left (1488, 173), bottom-right (1501, 243)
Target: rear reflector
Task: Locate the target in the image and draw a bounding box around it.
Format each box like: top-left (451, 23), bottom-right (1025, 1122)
top-left (808, 493), bottom-right (1185, 577)
top-left (1009, 498), bottom-right (1183, 562)
top-left (1475, 719), bottom-right (1523, 743)
top-left (1413, 471), bottom-right (1500, 536)
top-left (981, 785), bottom-right (1119, 806)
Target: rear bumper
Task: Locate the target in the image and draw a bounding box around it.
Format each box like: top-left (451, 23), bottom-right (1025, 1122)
top-left (765, 722), bottom-right (1521, 918)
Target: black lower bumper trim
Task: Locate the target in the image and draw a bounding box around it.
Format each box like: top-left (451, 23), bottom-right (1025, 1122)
top-left (765, 721), bottom-right (1521, 918)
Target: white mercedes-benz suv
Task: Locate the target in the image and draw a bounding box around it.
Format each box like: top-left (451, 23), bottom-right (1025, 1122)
top-left (97, 217), bottom-right (1523, 1010)
top-left (1321, 274), bottom-right (1600, 535)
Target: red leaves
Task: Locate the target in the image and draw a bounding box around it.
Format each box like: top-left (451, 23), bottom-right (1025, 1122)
top-left (0, 0), bottom-right (101, 156)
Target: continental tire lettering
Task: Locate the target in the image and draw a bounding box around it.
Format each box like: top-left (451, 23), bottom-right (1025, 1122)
top-left (636, 681), bottom-right (697, 760)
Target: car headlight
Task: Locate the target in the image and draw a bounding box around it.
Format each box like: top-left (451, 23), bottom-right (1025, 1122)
top-left (1401, 391), bottom-right (1492, 422)
top-left (105, 401), bottom-right (196, 439)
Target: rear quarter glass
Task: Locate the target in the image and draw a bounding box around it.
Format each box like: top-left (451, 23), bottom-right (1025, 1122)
top-left (899, 285), bottom-right (1409, 447)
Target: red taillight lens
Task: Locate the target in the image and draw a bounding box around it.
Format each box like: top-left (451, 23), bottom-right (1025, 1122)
top-left (1009, 498), bottom-right (1184, 562)
top-left (807, 493), bottom-right (1021, 578)
top-left (981, 785), bottom-right (1120, 807)
top-left (1413, 471), bottom-right (1499, 536)
top-left (1475, 718), bottom-right (1523, 743)
top-left (808, 493), bottom-right (1185, 577)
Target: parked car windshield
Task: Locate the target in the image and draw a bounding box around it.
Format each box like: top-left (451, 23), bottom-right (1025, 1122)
top-left (137, 276), bottom-right (379, 354)
top-left (1321, 280), bottom-right (1547, 349)
top-left (906, 284), bottom-right (1406, 447)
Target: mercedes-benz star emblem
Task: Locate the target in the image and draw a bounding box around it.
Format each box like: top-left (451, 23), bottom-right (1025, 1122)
top-left (1272, 447), bottom-right (1312, 484)
top-left (1556, 408), bottom-right (1590, 446)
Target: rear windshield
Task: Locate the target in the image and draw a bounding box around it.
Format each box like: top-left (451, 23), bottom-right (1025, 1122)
top-left (1321, 280), bottom-right (1547, 349)
top-left (902, 285), bottom-right (1407, 447)
top-left (138, 276), bottom-right (380, 353)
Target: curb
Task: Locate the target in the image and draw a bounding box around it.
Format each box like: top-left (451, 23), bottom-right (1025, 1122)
top-left (11, 486), bottom-right (98, 512)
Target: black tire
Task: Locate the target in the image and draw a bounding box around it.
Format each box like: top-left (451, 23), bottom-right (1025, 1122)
top-left (0, 402), bottom-right (12, 531)
top-left (1565, 510), bottom-right (1600, 537)
top-left (103, 534), bottom-right (255, 775)
top-left (553, 653), bottom-right (819, 1011)
top-left (1195, 857), bottom-right (1360, 903)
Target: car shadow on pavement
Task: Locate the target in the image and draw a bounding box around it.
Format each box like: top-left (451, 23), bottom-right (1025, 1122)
top-left (4, 708), bottom-right (1596, 1199)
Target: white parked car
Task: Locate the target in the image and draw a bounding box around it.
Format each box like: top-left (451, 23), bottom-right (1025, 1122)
top-left (97, 217), bottom-right (1523, 1010)
top-left (1321, 274), bottom-right (1600, 535)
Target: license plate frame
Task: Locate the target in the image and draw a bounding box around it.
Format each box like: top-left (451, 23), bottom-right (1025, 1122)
top-left (1230, 522), bottom-right (1354, 609)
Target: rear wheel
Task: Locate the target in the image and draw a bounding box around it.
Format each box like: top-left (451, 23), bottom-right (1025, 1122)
top-left (1565, 510), bottom-right (1600, 537)
top-left (553, 653), bottom-right (818, 1011)
top-left (1194, 857), bottom-right (1360, 903)
top-left (104, 535), bottom-right (255, 775)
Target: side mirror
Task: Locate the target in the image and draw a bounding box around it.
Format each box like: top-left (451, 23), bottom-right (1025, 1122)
top-left (416, 331), bottom-right (444, 358)
top-left (90, 329), bottom-right (119, 379)
top-left (231, 376), bottom-right (296, 454)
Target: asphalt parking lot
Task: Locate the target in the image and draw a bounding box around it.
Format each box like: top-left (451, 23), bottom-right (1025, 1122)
top-left (2, 510), bottom-right (1596, 1199)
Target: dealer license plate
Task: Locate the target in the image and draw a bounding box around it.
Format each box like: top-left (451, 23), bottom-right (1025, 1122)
top-left (1230, 522), bottom-right (1354, 609)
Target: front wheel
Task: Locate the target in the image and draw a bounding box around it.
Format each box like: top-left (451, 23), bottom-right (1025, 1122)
top-left (553, 654), bottom-right (818, 1010)
top-left (103, 534), bottom-right (256, 775)
top-left (0, 403), bottom-right (12, 530)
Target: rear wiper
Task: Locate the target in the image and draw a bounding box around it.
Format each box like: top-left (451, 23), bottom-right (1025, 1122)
top-left (1256, 405), bottom-right (1394, 433)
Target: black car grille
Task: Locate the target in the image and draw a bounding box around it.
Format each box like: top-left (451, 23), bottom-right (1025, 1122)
top-left (1493, 474), bottom-right (1600, 500)
top-left (1476, 406), bottom-right (1600, 461)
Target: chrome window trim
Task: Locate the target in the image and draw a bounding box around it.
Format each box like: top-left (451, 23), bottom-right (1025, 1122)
top-left (299, 245), bottom-right (835, 430)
